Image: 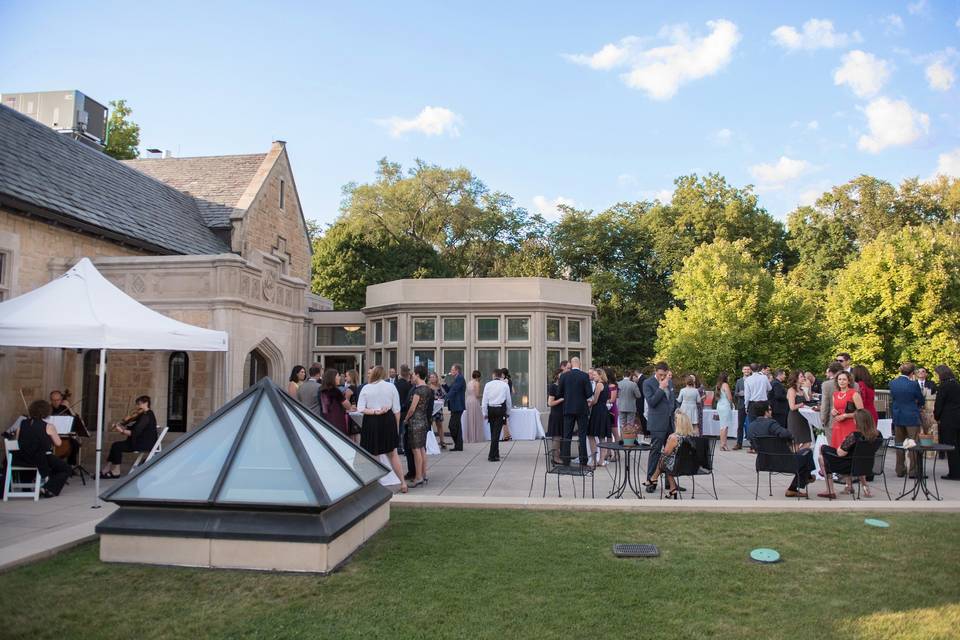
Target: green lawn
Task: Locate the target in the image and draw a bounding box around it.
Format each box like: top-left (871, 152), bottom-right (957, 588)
top-left (3, 509), bottom-right (960, 639)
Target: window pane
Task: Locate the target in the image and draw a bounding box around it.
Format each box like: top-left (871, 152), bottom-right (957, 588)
top-left (373, 321), bottom-right (383, 343)
top-left (476, 349), bottom-right (499, 385)
top-left (567, 319), bottom-right (581, 343)
top-left (442, 349), bottom-right (465, 375)
top-left (112, 395), bottom-right (254, 502)
top-left (568, 349), bottom-right (581, 362)
top-left (388, 319), bottom-right (398, 342)
top-left (413, 350), bottom-right (435, 372)
top-left (413, 318), bottom-right (435, 342)
top-left (507, 318), bottom-right (529, 341)
top-left (477, 318), bottom-right (499, 341)
top-left (507, 350), bottom-right (530, 407)
top-left (374, 350), bottom-right (383, 366)
top-left (547, 350), bottom-right (562, 382)
top-left (283, 405), bottom-right (361, 501)
top-left (443, 318), bottom-right (465, 341)
top-left (546, 318), bottom-right (561, 342)
top-left (289, 403), bottom-right (384, 484)
top-left (387, 349), bottom-right (397, 371)
top-left (218, 398), bottom-right (315, 505)
top-left (316, 326), bottom-right (366, 346)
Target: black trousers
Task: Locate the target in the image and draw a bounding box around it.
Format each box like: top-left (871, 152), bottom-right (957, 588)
top-left (773, 412), bottom-right (788, 429)
top-left (448, 410), bottom-right (464, 450)
top-left (647, 431), bottom-right (669, 481)
top-left (107, 439), bottom-right (138, 465)
top-left (561, 412), bottom-right (589, 464)
top-left (736, 400), bottom-right (747, 445)
top-left (941, 426), bottom-right (960, 478)
top-left (488, 405), bottom-right (507, 460)
top-left (401, 420), bottom-right (415, 478)
top-left (789, 450), bottom-right (816, 491)
top-left (13, 453), bottom-right (71, 496)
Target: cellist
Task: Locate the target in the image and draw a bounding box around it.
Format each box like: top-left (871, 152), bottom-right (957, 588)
top-left (99, 395), bottom-right (157, 479)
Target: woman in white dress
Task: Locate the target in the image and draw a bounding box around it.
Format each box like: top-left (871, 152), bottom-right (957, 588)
top-left (714, 372), bottom-right (734, 450)
top-left (677, 375), bottom-right (701, 434)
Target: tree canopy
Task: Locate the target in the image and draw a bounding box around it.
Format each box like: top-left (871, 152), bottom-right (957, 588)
top-left (103, 99), bottom-right (140, 160)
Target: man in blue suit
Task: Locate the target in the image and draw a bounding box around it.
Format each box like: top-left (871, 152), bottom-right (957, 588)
top-left (445, 364), bottom-right (467, 451)
top-left (557, 356), bottom-right (593, 465)
top-left (643, 361), bottom-right (676, 492)
top-left (889, 362), bottom-right (926, 478)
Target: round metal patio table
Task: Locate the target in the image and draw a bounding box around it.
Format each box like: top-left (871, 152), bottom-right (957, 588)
top-left (893, 443), bottom-right (956, 501)
top-left (598, 441), bottom-right (651, 499)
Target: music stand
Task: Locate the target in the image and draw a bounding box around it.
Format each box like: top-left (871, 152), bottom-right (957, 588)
top-left (69, 415), bottom-right (92, 485)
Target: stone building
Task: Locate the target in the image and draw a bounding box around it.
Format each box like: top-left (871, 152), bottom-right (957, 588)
top-left (0, 104), bottom-right (314, 433)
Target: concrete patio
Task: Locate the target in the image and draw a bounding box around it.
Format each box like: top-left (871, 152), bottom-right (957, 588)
top-left (2, 437), bottom-right (958, 571)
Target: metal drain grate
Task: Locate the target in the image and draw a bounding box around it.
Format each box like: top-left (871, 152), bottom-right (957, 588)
top-left (612, 543), bottom-right (659, 558)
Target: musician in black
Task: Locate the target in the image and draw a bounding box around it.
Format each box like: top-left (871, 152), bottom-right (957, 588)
top-left (13, 400), bottom-right (71, 497)
top-left (100, 396), bottom-right (158, 479)
top-left (49, 390), bottom-right (82, 466)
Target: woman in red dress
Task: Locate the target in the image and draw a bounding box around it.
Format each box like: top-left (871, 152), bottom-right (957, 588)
top-left (852, 365), bottom-right (878, 423)
top-left (831, 371), bottom-right (863, 448)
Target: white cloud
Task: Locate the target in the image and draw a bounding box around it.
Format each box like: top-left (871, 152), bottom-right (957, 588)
top-left (749, 156), bottom-right (812, 189)
top-left (714, 128), bottom-right (733, 144)
top-left (771, 18), bottom-right (862, 51)
top-left (882, 14), bottom-right (905, 33)
top-left (564, 19), bottom-right (741, 100)
top-left (857, 97), bottom-right (930, 153)
top-left (833, 50), bottom-right (891, 97)
top-left (616, 173), bottom-right (639, 188)
top-left (532, 195), bottom-right (576, 220)
top-left (933, 148), bottom-right (960, 177)
top-left (926, 60), bottom-right (955, 90)
top-left (375, 106), bottom-right (462, 138)
top-left (907, 0), bottom-right (927, 16)
top-left (807, 120), bottom-right (819, 130)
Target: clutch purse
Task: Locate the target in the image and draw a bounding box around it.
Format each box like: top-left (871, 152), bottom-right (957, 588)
top-left (844, 401), bottom-right (856, 413)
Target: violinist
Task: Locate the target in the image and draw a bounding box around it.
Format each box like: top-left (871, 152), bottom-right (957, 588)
top-left (100, 396), bottom-right (157, 479)
top-left (49, 390), bottom-right (82, 466)
top-left (14, 400), bottom-right (71, 497)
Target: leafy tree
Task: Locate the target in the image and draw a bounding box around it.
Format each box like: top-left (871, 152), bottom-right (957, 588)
top-left (103, 99), bottom-right (140, 160)
top-left (311, 224), bottom-right (448, 309)
top-left (825, 225), bottom-right (960, 381)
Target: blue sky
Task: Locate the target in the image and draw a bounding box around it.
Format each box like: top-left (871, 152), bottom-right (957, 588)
top-left (1, 1), bottom-right (958, 225)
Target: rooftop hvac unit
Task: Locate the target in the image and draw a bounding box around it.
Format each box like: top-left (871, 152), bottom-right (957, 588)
top-left (0, 90), bottom-right (108, 148)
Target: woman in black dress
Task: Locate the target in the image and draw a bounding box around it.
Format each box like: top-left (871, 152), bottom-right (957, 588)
top-left (15, 400), bottom-right (71, 497)
top-left (934, 365), bottom-right (960, 480)
top-left (546, 368), bottom-right (565, 463)
top-left (587, 368), bottom-right (610, 466)
top-left (357, 365), bottom-right (406, 493)
top-left (101, 395), bottom-right (158, 478)
top-left (786, 370), bottom-right (812, 448)
top-left (817, 409), bottom-right (879, 499)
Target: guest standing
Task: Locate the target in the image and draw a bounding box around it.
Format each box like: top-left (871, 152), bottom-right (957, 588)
top-left (445, 364), bottom-right (466, 451)
top-left (830, 371), bottom-right (863, 449)
top-left (297, 365), bottom-right (323, 417)
top-left (500, 368), bottom-right (514, 441)
top-left (481, 370), bottom-right (512, 462)
top-left (733, 365), bottom-right (750, 450)
top-left (934, 365), bottom-right (960, 480)
top-left (714, 372), bottom-right (734, 450)
top-left (676, 375), bottom-right (701, 433)
top-left (770, 369), bottom-right (789, 428)
top-left (605, 367), bottom-right (619, 443)
top-left (889, 362), bottom-right (925, 478)
top-left (464, 370), bottom-right (484, 444)
top-left (743, 363), bottom-right (771, 447)
top-left (394, 365), bottom-right (414, 479)
top-left (617, 371), bottom-right (642, 434)
top-left (320, 368), bottom-right (352, 437)
top-left (287, 366), bottom-right (306, 397)
top-left (428, 372), bottom-right (447, 449)
top-left (15, 400), bottom-right (70, 497)
top-left (344, 369), bottom-right (360, 409)
top-left (818, 362), bottom-right (843, 444)
top-left (403, 365), bottom-right (433, 487)
top-left (357, 365), bottom-right (406, 493)
top-left (644, 362), bottom-right (675, 491)
top-left (587, 368), bottom-right (611, 466)
top-left (917, 367), bottom-right (938, 395)
top-left (852, 365), bottom-right (878, 423)
top-left (786, 370), bottom-right (813, 448)
top-left (547, 368), bottom-right (565, 463)
top-left (557, 357), bottom-right (593, 465)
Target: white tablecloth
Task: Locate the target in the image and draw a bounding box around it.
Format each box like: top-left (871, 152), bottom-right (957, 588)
top-left (482, 407), bottom-right (544, 440)
top-left (701, 409), bottom-right (738, 436)
top-left (799, 407), bottom-right (822, 429)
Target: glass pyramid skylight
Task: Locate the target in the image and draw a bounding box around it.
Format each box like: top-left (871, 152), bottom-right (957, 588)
top-left (105, 377), bottom-right (388, 508)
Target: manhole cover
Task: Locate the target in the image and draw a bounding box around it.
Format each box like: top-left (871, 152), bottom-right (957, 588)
top-left (864, 518), bottom-right (890, 528)
top-left (750, 548), bottom-right (781, 563)
top-left (612, 543), bottom-right (659, 557)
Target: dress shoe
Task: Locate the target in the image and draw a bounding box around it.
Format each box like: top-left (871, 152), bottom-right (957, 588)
top-left (645, 483), bottom-right (658, 493)
top-left (677, 485), bottom-right (687, 492)
top-left (488, 457), bottom-right (500, 462)
top-left (896, 472), bottom-right (906, 478)
top-left (452, 446), bottom-right (463, 451)
top-left (732, 445), bottom-right (743, 451)
top-left (785, 489), bottom-right (808, 498)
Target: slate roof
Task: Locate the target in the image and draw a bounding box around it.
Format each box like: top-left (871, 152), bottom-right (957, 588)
top-left (122, 154), bottom-right (266, 228)
top-left (0, 105), bottom-right (230, 255)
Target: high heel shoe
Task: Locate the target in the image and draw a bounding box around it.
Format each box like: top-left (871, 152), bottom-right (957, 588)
top-left (666, 489), bottom-right (679, 500)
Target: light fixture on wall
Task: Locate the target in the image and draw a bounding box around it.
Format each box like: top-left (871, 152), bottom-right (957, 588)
top-left (343, 325), bottom-right (361, 332)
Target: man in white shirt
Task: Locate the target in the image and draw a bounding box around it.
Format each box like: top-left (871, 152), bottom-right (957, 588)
top-left (481, 370), bottom-right (512, 462)
top-left (742, 363), bottom-right (771, 449)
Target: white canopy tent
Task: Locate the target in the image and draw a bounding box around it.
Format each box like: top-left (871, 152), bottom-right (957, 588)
top-left (0, 258), bottom-right (228, 506)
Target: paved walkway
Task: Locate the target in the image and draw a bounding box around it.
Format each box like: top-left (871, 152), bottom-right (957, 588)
top-left (1, 438), bottom-right (957, 570)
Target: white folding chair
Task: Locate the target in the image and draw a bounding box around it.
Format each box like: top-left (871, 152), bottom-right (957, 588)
top-left (3, 440), bottom-right (42, 501)
top-left (128, 426), bottom-right (169, 475)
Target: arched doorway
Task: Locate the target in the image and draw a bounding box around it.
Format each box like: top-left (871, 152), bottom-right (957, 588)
top-left (167, 352), bottom-right (189, 432)
top-left (245, 349), bottom-right (269, 388)
top-left (81, 349), bottom-right (105, 432)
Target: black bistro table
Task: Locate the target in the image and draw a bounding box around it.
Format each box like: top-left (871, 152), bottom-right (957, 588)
top-left (598, 441), bottom-right (651, 499)
top-left (894, 443), bottom-right (956, 501)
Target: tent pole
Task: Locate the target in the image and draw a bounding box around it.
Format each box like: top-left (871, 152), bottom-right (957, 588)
top-left (93, 348), bottom-right (106, 509)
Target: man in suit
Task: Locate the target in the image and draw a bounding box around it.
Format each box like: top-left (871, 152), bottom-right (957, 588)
top-left (394, 365), bottom-right (414, 478)
top-left (445, 364), bottom-right (466, 451)
top-left (644, 361), bottom-right (675, 491)
top-left (819, 362), bottom-right (843, 444)
top-left (617, 372), bottom-right (641, 432)
top-left (297, 364), bottom-right (323, 417)
top-left (770, 369), bottom-right (789, 428)
top-left (733, 364), bottom-right (750, 450)
top-left (917, 367), bottom-right (938, 396)
top-left (748, 401), bottom-right (816, 498)
top-left (557, 356), bottom-right (592, 465)
top-left (890, 362), bottom-right (926, 478)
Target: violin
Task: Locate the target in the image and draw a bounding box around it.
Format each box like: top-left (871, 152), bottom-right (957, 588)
top-left (113, 406), bottom-right (146, 432)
